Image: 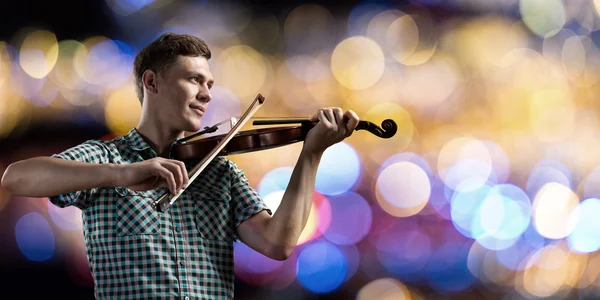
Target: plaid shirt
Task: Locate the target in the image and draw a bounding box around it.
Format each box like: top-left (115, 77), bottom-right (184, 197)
top-left (49, 128), bottom-right (271, 300)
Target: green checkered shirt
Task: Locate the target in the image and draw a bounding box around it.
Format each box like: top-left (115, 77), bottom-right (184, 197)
top-left (49, 128), bottom-right (271, 299)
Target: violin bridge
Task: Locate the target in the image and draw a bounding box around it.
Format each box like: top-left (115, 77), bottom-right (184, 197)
top-left (229, 117), bottom-right (238, 129)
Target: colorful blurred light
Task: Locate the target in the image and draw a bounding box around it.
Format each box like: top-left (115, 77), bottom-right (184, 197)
top-left (215, 45), bottom-right (267, 99)
top-left (450, 183), bottom-right (492, 239)
top-left (296, 240), bottom-right (348, 294)
top-left (357, 278), bottom-right (412, 300)
top-left (18, 29), bottom-right (58, 79)
top-left (233, 242), bottom-right (287, 283)
top-left (398, 55), bottom-right (461, 112)
top-left (257, 166), bottom-right (293, 198)
top-left (438, 137), bottom-right (492, 192)
top-left (330, 36), bottom-right (384, 90)
top-left (15, 212), bottom-right (55, 261)
top-left (284, 4), bottom-right (335, 56)
top-left (475, 184), bottom-right (532, 250)
top-left (46, 198), bottom-right (82, 231)
top-left (532, 182), bottom-right (579, 239)
top-left (104, 85), bottom-right (141, 136)
top-left (315, 142), bottom-right (361, 196)
top-left (425, 240), bottom-right (476, 294)
top-left (262, 190), bottom-right (331, 246)
top-left (526, 159), bottom-right (571, 198)
top-left (520, 0), bottom-right (567, 38)
top-left (567, 198), bottom-right (600, 253)
top-left (320, 192), bottom-right (371, 245)
top-left (373, 220), bottom-right (432, 282)
top-left (376, 161), bottom-right (431, 217)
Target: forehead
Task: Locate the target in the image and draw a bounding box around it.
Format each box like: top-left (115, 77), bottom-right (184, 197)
top-left (168, 56), bottom-right (212, 77)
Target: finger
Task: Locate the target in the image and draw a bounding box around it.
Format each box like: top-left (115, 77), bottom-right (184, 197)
top-left (343, 110), bottom-right (360, 137)
top-left (171, 160), bottom-right (188, 190)
top-left (317, 109), bottom-right (332, 129)
top-left (332, 107), bottom-right (344, 126)
top-left (156, 166), bottom-right (177, 194)
top-left (322, 108), bottom-right (337, 129)
top-left (164, 161), bottom-right (185, 191)
top-left (175, 160), bottom-right (189, 187)
top-left (309, 112), bottom-right (319, 122)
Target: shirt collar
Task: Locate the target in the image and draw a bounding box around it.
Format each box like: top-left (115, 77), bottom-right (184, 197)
top-left (124, 128), bottom-right (152, 151)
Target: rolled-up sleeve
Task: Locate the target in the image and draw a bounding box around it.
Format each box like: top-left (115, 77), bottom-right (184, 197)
top-left (48, 140), bottom-right (110, 209)
top-left (228, 160), bottom-right (272, 232)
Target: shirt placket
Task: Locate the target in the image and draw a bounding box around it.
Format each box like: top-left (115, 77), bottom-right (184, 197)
top-left (170, 198), bottom-right (190, 300)
top-left (137, 138), bottom-right (191, 300)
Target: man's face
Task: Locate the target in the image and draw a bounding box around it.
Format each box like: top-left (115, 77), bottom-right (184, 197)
top-left (153, 55), bottom-right (214, 132)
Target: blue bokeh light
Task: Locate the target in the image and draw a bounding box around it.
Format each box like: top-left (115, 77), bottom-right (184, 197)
top-left (374, 221), bottom-right (432, 283)
top-left (339, 244), bottom-right (360, 282)
top-left (315, 142), bottom-right (361, 196)
top-left (86, 39), bottom-right (130, 89)
top-left (114, 0), bottom-right (154, 15)
top-left (425, 240), bottom-right (476, 294)
top-left (474, 184), bottom-right (531, 250)
top-left (257, 166), bottom-right (293, 198)
top-left (15, 212), bottom-right (55, 262)
top-left (495, 234), bottom-right (541, 271)
top-left (296, 240), bottom-right (348, 294)
top-left (450, 183), bottom-right (493, 239)
top-left (567, 198), bottom-right (600, 253)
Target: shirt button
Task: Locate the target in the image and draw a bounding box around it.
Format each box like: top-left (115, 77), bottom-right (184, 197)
top-left (184, 297), bottom-right (189, 300)
top-left (179, 260), bottom-right (185, 267)
top-left (175, 226), bottom-right (181, 232)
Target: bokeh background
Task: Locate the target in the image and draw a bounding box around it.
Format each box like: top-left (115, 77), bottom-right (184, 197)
top-left (3, 0), bottom-right (600, 299)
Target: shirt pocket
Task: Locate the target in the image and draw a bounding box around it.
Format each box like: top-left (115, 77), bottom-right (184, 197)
top-left (192, 189), bottom-right (234, 242)
top-left (114, 186), bottom-right (161, 236)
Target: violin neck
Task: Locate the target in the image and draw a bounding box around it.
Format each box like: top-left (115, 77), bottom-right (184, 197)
top-left (252, 119), bottom-right (313, 126)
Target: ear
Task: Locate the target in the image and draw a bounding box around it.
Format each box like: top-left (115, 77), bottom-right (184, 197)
top-left (142, 70), bottom-right (159, 94)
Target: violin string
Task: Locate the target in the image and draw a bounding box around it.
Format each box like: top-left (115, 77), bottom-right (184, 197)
top-left (209, 116), bottom-right (308, 127)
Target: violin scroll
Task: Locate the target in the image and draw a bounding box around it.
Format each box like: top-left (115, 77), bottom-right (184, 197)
top-left (355, 119), bottom-right (397, 139)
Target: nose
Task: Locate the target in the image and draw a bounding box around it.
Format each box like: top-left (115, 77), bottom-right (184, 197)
top-left (197, 85), bottom-right (212, 103)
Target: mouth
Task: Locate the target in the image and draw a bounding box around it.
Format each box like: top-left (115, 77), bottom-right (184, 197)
top-left (190, 106), bottom-right (205, 116)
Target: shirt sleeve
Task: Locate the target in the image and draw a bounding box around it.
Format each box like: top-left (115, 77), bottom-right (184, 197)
top-left (48, 140), bottom-right (110, 209)
top-left (228, 160), bottom-right (272, 232)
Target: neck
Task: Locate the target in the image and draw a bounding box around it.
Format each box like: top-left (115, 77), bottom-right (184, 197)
top-left (136, 117), bottom-right (184, 157)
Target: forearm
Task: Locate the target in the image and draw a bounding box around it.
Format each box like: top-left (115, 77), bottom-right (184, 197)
top-left (264, 149), bottom-right (322, 250)
top-left (1, 157), bottom-right (119, 197)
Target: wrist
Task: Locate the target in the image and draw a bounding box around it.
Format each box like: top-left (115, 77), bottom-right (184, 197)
top-left (300, 146), bottom-right (323, 162)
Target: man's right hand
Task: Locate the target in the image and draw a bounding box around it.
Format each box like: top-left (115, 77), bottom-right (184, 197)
top-left (118, 157), bottom-right (189, 195)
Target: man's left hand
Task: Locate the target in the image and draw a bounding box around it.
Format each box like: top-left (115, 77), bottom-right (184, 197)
top-left (303, 107), bottom-right (360, 154)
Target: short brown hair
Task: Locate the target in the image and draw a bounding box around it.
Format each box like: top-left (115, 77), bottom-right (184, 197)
top-left (133, 32), bottom-right (211, 103)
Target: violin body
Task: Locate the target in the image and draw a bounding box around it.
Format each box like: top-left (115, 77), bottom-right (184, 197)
top-left (172, 125), bottom-right (311, 160)
top-left (169, 119), bottom-right (397, 161)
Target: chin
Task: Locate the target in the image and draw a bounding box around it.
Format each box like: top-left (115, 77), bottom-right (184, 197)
top-left (183, 120), bottom-right (203, 133)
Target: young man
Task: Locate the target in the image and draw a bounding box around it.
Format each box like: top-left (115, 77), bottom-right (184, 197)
top-left (1, 33), bottom-right (359, 299)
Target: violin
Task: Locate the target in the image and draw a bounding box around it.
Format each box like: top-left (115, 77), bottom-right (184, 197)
top-left (153, 93), bottom-right (397, 212)
top-left (170, 118), bottom-right (398, 161)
